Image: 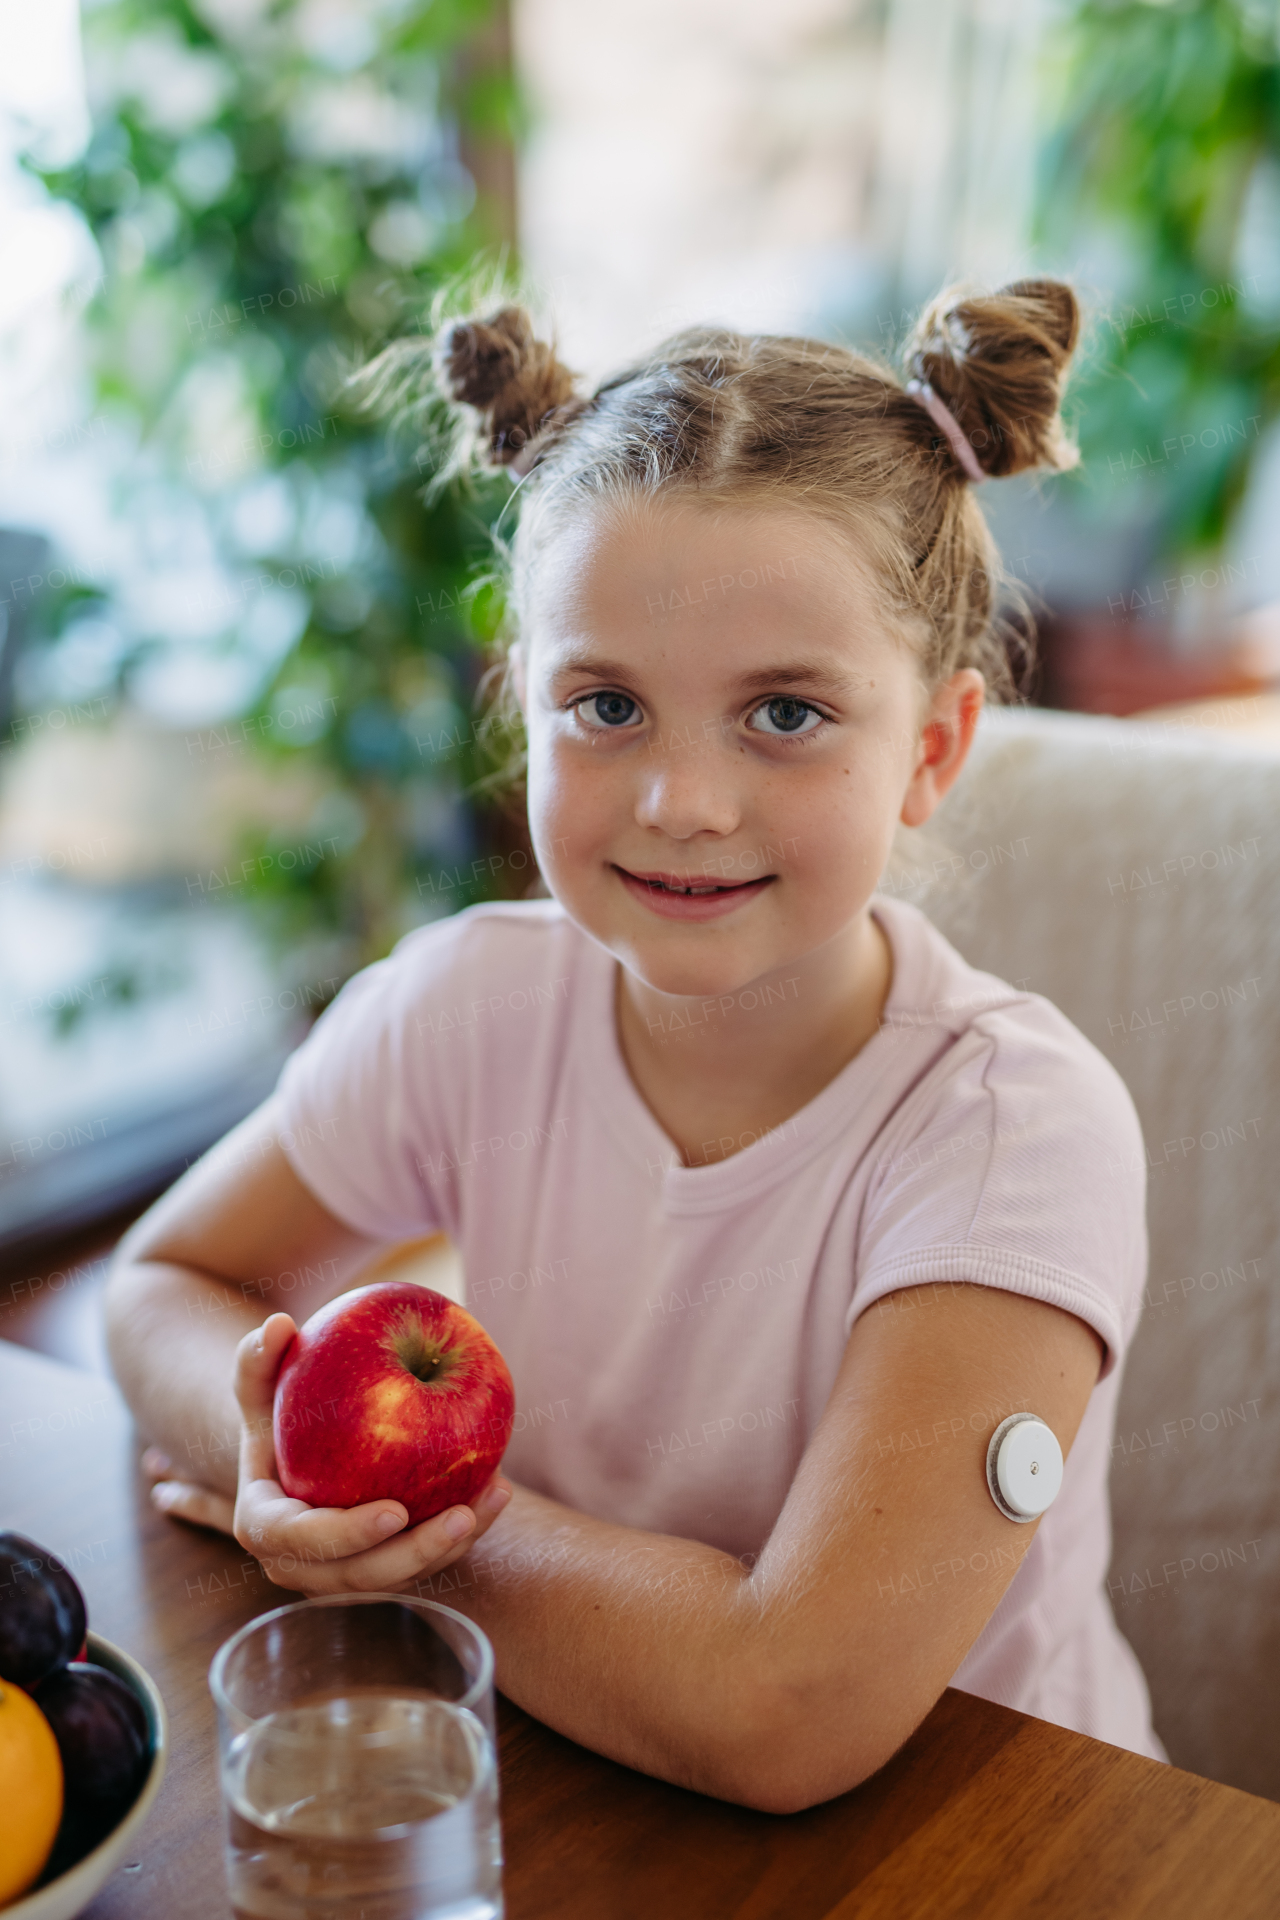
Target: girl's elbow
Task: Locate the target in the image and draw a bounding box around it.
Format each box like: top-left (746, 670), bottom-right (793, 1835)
top-left (723, 1743), bottom-right (880, 1815)
top-left (102, 1255), bottom-right (145, 1371)
top-left (702, 1682), bottom-right (882, 1813)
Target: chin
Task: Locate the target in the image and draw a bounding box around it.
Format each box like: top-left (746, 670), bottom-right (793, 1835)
top-left (618, 941), bottom-right (775, 1003)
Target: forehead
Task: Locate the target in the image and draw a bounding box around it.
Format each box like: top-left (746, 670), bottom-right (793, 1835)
top-left (520, 493), bottom-right (906, 667)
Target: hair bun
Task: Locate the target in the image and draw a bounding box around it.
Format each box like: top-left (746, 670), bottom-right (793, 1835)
top-left (904, 277), bottom-right (1081, 480)
top-left (435, 304), bottom-right (578, 469)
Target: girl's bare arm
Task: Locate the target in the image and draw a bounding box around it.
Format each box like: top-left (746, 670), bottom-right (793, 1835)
top-left (413, 1281), bottom-right (1101, 1811)
top-left (103, 1096), bottom-right (375, 1497)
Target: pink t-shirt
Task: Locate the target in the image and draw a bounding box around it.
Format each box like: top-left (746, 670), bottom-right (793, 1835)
top-left (276, 892), bottom-right (1168, 1764)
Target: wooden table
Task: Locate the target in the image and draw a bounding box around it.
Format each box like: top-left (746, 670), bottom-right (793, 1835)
top-left (4, 1340), bottom-right (1280, 1920)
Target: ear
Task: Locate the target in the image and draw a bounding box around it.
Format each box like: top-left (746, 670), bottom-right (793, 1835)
top-left (899, 669), bottom-right (985, 828)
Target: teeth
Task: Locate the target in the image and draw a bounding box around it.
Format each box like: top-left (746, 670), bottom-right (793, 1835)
top-left (628, 871), bottom-right (752, 896)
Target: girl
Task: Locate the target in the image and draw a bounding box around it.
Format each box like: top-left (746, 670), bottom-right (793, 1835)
top-left (108, 277), bottom-right (1169, 1812)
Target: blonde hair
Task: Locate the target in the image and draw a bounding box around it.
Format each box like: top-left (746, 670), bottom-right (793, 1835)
top-left (363, 278), bottom-right (1081, 791)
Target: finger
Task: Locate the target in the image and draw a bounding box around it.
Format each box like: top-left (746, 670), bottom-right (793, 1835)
top-left (273, 1505), bottom-right (490, 1595)
top-left (236, 1490), bottom-right (490, 1596)
top-left (151, 1479), bottom-right (237, 1536)
top-left (235, 1314), bottom-right (297, 1484)
top-left (141, 1447), bottom-right (173, 1480)
top-left (235, 1477), bottom-right (411, 1567)
top-left (468, 1475), bottom-right (513, 1544)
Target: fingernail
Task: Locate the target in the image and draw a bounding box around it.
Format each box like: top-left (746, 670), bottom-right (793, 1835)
top-left (443, 1509), bottom-right (474, 1542)
top-left (151, 1483), bottom-right (174, 1509)
top-left (142, 1448), bottom-right (172, 1474)
top-left (375, 1511), bottom-right (405, 1536)
top-left (483, 1485), bottom-right (512, 1514)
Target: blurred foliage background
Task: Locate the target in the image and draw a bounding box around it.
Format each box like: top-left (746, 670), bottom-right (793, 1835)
top-left (1037, 0), bottom-right (1280, 565)
top-left (28, 0), bottom-right (524, 973)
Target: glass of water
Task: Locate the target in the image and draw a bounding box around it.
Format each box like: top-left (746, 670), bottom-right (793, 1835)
top-left (209, 1593), bottom-right (503, 1920)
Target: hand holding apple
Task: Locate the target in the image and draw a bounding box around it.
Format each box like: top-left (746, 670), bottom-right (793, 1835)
top-left (229, 1310), bottom-right (514, 1598)
top-left (272, 1281), bottom-right (516, 1524)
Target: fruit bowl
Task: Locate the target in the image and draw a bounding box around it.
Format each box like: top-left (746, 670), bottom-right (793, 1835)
top-left (5, 1634), bottom-right (168, 1920)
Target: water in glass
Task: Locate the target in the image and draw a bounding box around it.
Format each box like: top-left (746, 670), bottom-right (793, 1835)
top-left (223, 1687), bottom-right (503, 1920)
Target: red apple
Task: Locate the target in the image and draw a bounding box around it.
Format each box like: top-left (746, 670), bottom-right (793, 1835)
top-left (272, 1282), bottom-right (515, 1526)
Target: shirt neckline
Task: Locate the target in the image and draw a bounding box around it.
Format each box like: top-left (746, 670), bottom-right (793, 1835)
top-left (579, 894), bottom-right (946, 1213)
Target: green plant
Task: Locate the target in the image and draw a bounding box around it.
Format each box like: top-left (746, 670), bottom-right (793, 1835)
top-left (28, 0), bottom-right (524, 968)
top-left (1037, 0), bottom-right (1280, 561)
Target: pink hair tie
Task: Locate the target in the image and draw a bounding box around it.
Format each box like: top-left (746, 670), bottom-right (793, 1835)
top-left (904, 378), bottom-right (985, 484)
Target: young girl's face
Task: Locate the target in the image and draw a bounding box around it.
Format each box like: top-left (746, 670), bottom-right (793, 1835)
top-left (515, 495), bottom-right (974, 1001)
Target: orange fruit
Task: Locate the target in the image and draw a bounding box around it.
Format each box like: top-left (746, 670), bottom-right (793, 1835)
top-left (0, 1678), bottom-right (64, 1905)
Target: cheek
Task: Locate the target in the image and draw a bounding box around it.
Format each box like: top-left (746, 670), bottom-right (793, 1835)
top-left (789, 755), bottom-right (897, 853)
top-left (525, 732), bottom-right (610, 861)
top-left (522, 727), bottom-right (561, 846)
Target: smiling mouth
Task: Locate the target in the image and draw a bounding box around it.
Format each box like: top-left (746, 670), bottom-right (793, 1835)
top-left (616, 867), bottom-right (774, 897)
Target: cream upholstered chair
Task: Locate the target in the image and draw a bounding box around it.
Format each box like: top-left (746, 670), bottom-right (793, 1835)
top-left (910, 703), bottom-right (1280, 1800)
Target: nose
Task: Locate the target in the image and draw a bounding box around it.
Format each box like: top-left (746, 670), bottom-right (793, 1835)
top-left (632, 729), bottom-right (742, 841)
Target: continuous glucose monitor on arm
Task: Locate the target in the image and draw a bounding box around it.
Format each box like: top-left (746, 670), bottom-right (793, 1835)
top-left (986, 1414), bottom-right (1064, 1523)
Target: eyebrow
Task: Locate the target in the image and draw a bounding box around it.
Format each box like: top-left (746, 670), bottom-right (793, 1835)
top-left (734, 663), bottom-right (864, 697)
top-left (546, 651), bottom-right (864, 698)
top-left (546, 652), bottom-right (638, 684)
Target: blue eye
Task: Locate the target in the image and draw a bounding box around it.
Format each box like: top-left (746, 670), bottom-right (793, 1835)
top-left (748, 697), bottom-right (825, 737)
top-left (576, 692), bottom-right (641, 729)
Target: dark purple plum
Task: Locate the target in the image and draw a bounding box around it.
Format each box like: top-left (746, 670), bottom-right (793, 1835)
top-left (35, 1662), bottom-right (151, 1858)
top-left (0, 1532), bottom-right (87, 1689)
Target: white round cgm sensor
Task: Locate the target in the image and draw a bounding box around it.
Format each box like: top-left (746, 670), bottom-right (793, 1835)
top-left (985, 1412), bottom-right (1064, 1523)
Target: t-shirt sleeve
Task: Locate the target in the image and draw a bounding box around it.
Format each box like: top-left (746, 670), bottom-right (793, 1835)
top-left (849, 1008), bottom-right (1149, 1381)
top-left (273, 923), bottom-right (463, 1244)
